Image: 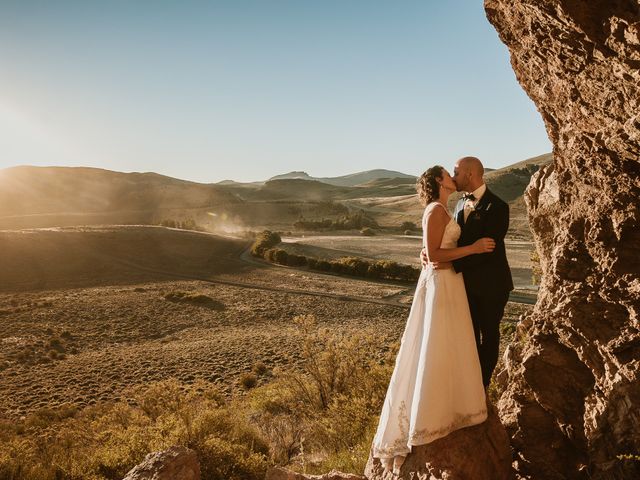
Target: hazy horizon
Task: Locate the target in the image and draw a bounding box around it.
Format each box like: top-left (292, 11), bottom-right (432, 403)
top-left (0, 151), bottom-right (551, 185)
top-left (0, 1), bottom-right (552, 183)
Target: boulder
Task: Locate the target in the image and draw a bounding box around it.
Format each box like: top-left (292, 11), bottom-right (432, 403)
top-left (364, 399), bottom-right (512, 480)
top-left (485, 0), bottom-right (640, 478)
top-left (122, 445), bottom-right (200, 480)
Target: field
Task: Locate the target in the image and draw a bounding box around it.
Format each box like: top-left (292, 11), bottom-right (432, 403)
top-left (279, 233), bottom-right (537, 293)
top-left (0, 226), bottom-right (531, 421)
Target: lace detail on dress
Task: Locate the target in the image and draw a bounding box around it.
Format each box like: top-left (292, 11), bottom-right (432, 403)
top-left (409, 405), bottom-right (487, 444)
top-left (372, 400), bottom-right (411, 457)
top-left (374, 400), bottom-right (488, 456)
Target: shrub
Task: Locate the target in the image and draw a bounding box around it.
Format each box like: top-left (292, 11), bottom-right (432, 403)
top-left (272, 249), bottom-right (289, 265)
top-left (290, 254), bottom-right (308, 267)
top-left (163, 291), bottom-right (225, 310)
top-left (251, 230), bottom-right (282, 257)
top-left (337, 257), bottom-right (370, 277)
top-left (48, 337), bottom-right (65, 353)
top-left (360, 227), bottom-right (375, 236)
top-left (160, 217), bottom-right (205, 231)
top-left (400, 221), bottom-right (417, 231)
top-left (316, 260), bottom-right (332, 271)
top-left (240, 373), bottom-right (258, 389)
top-left (253, 362), bottom-right (269, 376)
top-left (197, 435), bottom-right (267, 480)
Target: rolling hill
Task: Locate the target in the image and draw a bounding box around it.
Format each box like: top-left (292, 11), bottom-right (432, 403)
top-left (0, 226), bottom-right (248, 292)
top-left (0, 154), bottom-right (552, 233)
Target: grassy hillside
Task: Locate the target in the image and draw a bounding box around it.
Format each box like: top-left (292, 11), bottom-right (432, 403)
top-left (0, 166), bottom-right (240, 216)
top-left (483, 152), bottom-right (553, 203)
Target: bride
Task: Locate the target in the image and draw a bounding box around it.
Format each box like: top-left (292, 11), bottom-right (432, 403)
top-left (371, 165), bottom-right (494, 475)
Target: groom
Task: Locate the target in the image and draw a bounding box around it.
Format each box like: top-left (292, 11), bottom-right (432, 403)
top-left (421, 156), bottom-right (513, 388)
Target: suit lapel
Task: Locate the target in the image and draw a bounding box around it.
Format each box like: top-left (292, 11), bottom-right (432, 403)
top-left (474, 188), bottom-right (494, 215)
top-left (456, 199), bottom-right (465, 228)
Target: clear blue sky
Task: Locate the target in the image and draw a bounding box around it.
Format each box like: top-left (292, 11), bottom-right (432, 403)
top-left (0, 0), bottom-right (551, 183)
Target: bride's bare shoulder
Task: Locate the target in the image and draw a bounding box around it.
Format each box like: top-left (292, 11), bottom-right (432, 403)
top-left (423, 202), bottom-right (450, 222)
top-left (424, 202), bottom-right (448, 214)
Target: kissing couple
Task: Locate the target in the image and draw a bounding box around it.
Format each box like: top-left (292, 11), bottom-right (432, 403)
top-left (371, 156), bottom-right (514, 475)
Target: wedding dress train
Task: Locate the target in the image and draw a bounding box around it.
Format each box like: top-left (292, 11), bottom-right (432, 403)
top-left (371, 202), bottom-right (487, 473)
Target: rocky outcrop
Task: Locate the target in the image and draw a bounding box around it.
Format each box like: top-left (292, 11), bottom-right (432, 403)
top-left (364, 400), bottom-right (513, 480)
top-left (122, 445), bottom-right (200, 480)
top-left (485, 1), bottom-right (640, 478)
top-left (265, 467), bottom-right (366, 480)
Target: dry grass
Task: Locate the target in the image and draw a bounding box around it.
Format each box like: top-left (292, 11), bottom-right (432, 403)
top-left (0, 224), bottom-right (535, 478)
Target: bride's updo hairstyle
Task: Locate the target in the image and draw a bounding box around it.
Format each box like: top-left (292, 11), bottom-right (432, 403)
top-left (416, 165), bottom-right (444, 206)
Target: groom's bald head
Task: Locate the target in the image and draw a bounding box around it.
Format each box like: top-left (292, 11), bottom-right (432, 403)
top-left (458, 156), bottom-right (484, 177)
top-left (452, 156), bottom-right (485, 192)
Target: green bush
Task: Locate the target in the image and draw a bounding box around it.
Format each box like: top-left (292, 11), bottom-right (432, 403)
top-left (197, 436), bottom-right (267, 480)
top-left (251, 230), bottom-right (282, 257)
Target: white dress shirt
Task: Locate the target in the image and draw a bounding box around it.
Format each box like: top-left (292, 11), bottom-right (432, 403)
top-left (463, 183), bottom-right (487, 222)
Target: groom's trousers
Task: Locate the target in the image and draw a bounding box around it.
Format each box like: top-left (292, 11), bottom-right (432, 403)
top-left (466, 289), bottom-right (510, 387)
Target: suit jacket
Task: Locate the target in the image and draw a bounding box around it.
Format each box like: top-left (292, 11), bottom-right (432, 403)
top-left (452, 188), bottom-right (514, 297)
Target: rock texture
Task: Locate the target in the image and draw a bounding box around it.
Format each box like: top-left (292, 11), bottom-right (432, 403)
top-left (265, 467), bottom-right (366, 480)
top-left (364, 400), bottom-right (513, 480)
top-left (485, 1), bottom-right (640, 479)
top-left (122, 445), bottom-right (200, 480)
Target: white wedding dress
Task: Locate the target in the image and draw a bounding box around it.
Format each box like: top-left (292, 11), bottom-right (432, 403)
top-left (371, 201), bottom-right (487, 470)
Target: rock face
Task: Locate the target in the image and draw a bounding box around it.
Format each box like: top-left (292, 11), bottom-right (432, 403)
top-left (484, 1), bottom-right (640, 479)
top-left (364, 401), bottom-right (513, 480)
top-left (265, 467), bottom-right (366, 480)
top-left (122, 445), bottom-right (200, 480)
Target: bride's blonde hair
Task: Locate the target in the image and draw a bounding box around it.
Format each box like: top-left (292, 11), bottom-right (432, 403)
top-left (416, 165), bottom-right (444, 206)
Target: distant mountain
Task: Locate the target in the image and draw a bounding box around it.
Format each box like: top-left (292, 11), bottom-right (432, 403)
top-left (268, 169), bottom-right (415, 187)
top-left (268, 171), bottom-right (315, 181)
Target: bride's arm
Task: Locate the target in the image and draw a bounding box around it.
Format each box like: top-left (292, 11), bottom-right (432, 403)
top-left (425, 207), bottom-right (495, 263)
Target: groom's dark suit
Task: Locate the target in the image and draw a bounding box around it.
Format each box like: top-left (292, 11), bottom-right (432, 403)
top-left (452, 187), bottom-right (513, 387)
